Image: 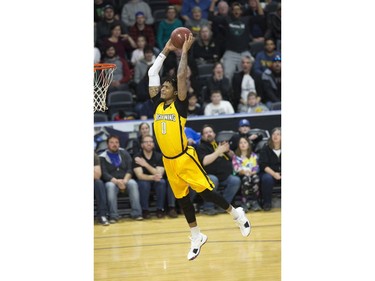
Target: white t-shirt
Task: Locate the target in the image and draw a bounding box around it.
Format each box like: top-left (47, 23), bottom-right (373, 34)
top-left (204, 101), bottom-right (235, 116)
top-left (241, 74), bottom-right (256, 102)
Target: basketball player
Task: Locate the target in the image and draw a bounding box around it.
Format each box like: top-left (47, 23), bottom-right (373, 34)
top-left (148, 33), bottom-right (251, 261)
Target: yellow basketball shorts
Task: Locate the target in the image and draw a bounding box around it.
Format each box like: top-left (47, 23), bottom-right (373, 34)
top-left (162, 146), bottom-right (214, 199)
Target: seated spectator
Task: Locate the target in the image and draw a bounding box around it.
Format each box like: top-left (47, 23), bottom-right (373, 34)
top-left (133, 46), bottom-right (155, 84)
top-left (128, 11), bottom-right (156, 49)
top-left (232, 55), bottom-right (257, 111)
top-left (181, 0), bottom-right (211, 22)
top-left (156, 6), bottom-right (183, 50)
top-left (121, 0), bottom-right (154, 28)
top-left (238, 91), bottom-right (269, 113)
top-left (101, 45), bottom-right (132, 94)
top-left (99, 135), bottom-right (143, 222)
top-left (184, 6), bottom-right (210, 37)
top-left (260, 55), bottom-right (281, 107)
top-left (192, 25), bottom-right (220, 64)
top-left (192, 124), bottom-right (241, 215)
top-left (94, 0), bottom-right (118, 23)
top-left (96, 4), bottom-right (128, 46)
top-left (253, 38), bottom-right (281, 79)
top-left (258, 127), bottom-right (281, 211)
top-left (230, 119), bottom-right (264, 151)
top-left (100, 23), bottom-right (137, 60)
top-left (232, 137), bottom-right (262, 212)
top-left (131, 35), bottom-right (155, 66)
top-left (133, 135), bottom-right (167, 219)
top-left (94, 152), bottom-right (109, 225)
top-left (204, 90), bottom-right (235, 116)
top-left (205, 62), bottom-right (232, 105)
top-left (187, 92), bottom-right (204, 117)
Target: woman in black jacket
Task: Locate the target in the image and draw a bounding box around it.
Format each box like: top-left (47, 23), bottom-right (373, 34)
top-left (258, 127), bottom-right (281, 211)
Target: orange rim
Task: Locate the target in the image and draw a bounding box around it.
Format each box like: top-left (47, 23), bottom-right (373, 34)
top-left (94, 63), bottom-right (116, 71)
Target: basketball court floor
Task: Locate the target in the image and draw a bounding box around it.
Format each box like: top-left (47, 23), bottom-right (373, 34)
top-left (94, 208), bottom-right (281, 280)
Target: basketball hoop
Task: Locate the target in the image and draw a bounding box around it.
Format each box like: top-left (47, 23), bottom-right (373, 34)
top-left (94, 63), bottom-right (116, 112)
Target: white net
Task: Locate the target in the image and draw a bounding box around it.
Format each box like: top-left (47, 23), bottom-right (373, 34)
top-left (94, 64), bottom-right (116, 112)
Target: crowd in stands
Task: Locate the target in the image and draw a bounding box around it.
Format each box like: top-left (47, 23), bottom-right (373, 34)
top-left (94, 119), bottom-right (281, 225)
top-left (94, 0), bottom-right (282, 121)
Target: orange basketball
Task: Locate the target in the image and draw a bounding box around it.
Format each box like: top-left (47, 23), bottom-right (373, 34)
top-left (170, 27), bottom-right (192, 49)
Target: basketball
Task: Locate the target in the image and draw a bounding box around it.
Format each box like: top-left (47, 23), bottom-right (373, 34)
top-left (170, 27), bottom-right (192, 49)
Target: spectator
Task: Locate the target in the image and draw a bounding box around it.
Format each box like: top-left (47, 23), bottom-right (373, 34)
top-left (128, 11), bottom-right (156, 49)
top-left (96, 4), bottom-right (128, 46)
top-left (230, 119), bottom-right (264, 151)
top-left (181, 0), bottom-right (212, 21)
top-left (264, 2), bottom-right (281, 51)
top-left (238, 91), bottom-right (269, 113)
top-left (232, 137), bottom-right (262, 212)
top-left (243, 0), bottom-right (267, 42)
top-left (232, 55), bottom-right (257, 111)
top-left (192, 25), bottom-right (220, 64)
top-left (260, 55), bottom-right (281, 107)
top-left (208, 0), bottom-right (230, 58)
top-left (184, 6), bottom-right (210, 37)
top-left (133, 135), bottom-right (167, 219)
top-left (204, 90), bottom-right (235, 116)
top-left (218, 2), bottom-right (254, 81)
top-left (187, 92), bottom-right (204, 117)
top-left (258, 127), bottom-right (281, 211)
top-left (193, 125), bottom-right (241, 215)
top-left (131, 35), bottom-right (154, 66)
top-left (102, 45), bottom-right (132, 93)
top-left (205, 62), bottom-right (232, 105)
top-left (94, 0), bottom-right (117, 23)
top-left (156, 5), bottom-right (183, 50)
top-left (100, 23), bottom-right (137, 60)
top-left (94, 152), bottom-right (109, 225)
top-left (99, 135), bottom-right (143, 222)
top-left (253, 38), bottom-right (281, 79)
top-left (121, 0), bottom-right (154, 28)
top-left (133, 46), bottom-right (155, 84)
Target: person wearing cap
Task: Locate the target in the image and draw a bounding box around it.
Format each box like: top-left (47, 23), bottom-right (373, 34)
top-left (121, 0), bottom-right (154, 28)
top-left (230, 119), bottom-right (264, 151)
top-left (95, 4), bottom-right (128, 46)
top-left (260, 54), bottom-right (281, 108)
top-left (253, 38), bottom-right (281, 80)
top-left (129, 11), bottom-right (156, 49)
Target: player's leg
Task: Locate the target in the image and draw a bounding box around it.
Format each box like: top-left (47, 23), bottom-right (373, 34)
top-left (183, 147), bottom-right (251, 237)
top-left (163, 157), bottom-right (207, 260)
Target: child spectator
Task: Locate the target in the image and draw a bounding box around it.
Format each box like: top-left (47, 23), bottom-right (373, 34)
top-left (238, 91), bottom-right (269, 113)
top-left (204, 90), bottom-right (235, 116)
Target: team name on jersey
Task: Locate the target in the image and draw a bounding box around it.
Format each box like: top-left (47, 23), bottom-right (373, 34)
top-left (155, 113), bottom-right (176, 121)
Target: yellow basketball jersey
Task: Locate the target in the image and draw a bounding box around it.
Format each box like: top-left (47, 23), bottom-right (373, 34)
top-left (153, 99), bottom-right (188, 158)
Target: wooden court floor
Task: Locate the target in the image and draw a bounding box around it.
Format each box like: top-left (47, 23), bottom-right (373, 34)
top-left (94, 208), bottom-right (281, 281)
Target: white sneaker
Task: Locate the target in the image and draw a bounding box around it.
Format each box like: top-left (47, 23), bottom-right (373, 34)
top-left (187, 233), bottom-right (208, 260)
top-left (235, 207), bottom-right (251, 237)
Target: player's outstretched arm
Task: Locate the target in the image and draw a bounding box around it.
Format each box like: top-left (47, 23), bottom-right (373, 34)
top-left (148, 40), bottom-right (177, 98)
top-left (177, 33), bottom-right (194, 101)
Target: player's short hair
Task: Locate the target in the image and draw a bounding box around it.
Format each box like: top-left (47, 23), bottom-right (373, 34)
top-left (163, 76), bottom-right (178, 92)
